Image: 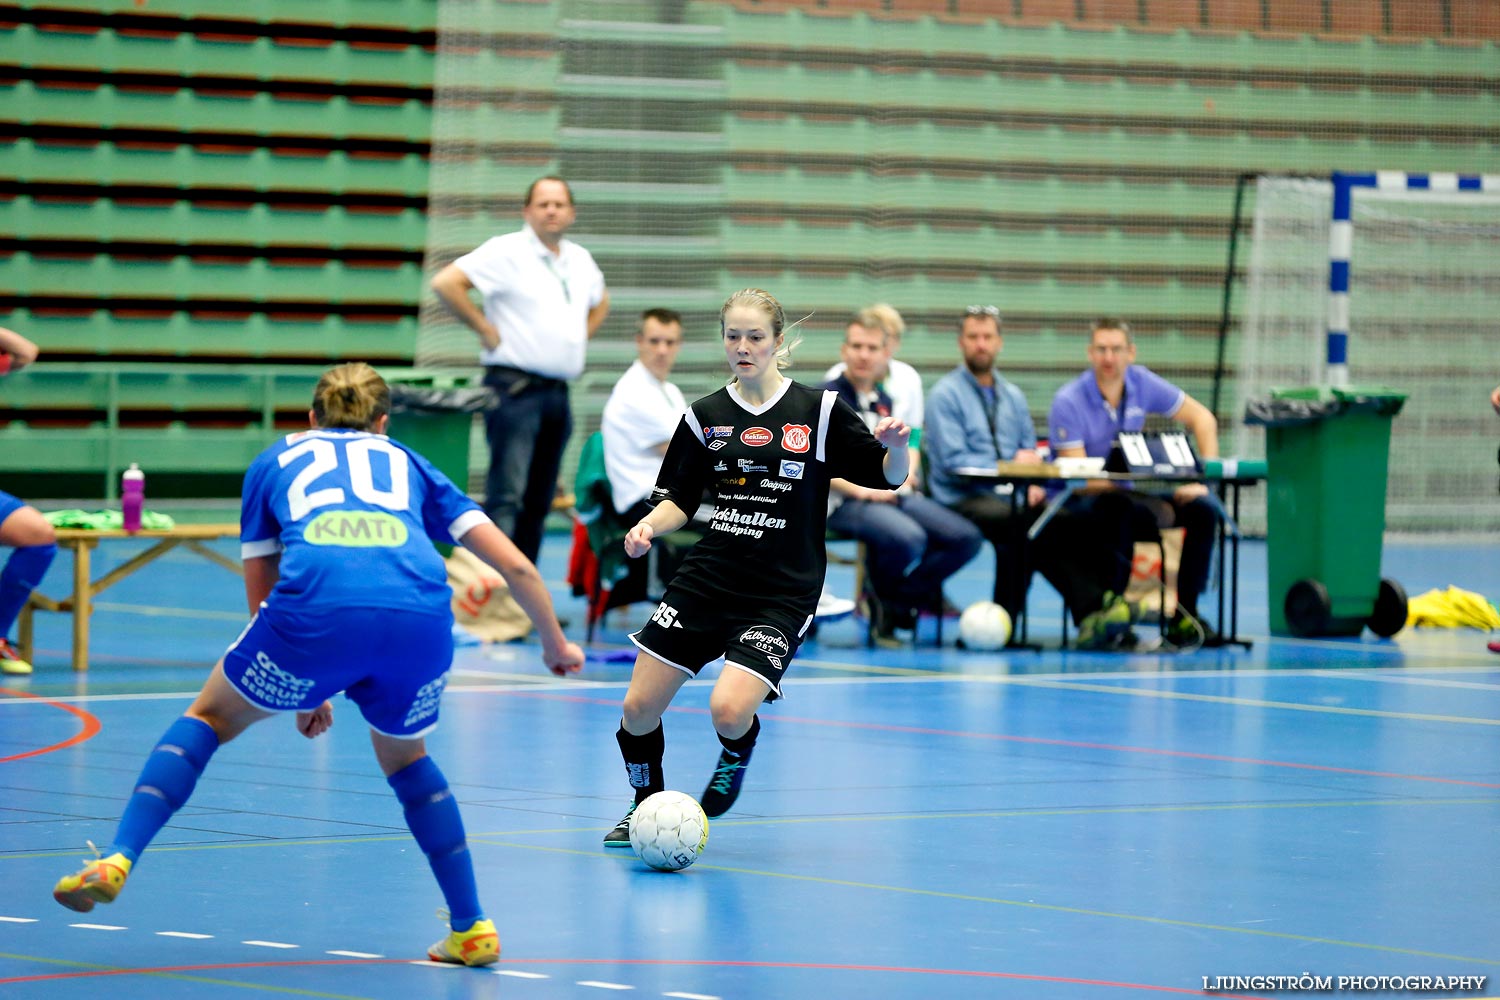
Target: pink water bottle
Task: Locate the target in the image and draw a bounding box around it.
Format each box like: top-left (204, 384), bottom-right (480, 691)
top-left (122, 463), bottom-right (145, 534)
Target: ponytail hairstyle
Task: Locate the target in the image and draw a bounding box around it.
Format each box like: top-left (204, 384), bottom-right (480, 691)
top-left (720, 287), bottom-right (803, 373)
top-left (311, 362), bottom-right (390, 431)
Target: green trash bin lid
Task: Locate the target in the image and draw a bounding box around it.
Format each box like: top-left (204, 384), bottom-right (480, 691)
top-left (1268, 384), bottom-right (1407, 417)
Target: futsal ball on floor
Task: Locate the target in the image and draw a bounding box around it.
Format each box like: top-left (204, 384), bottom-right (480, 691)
top-left (958, 601), bottom-right (1012, 651)
top-left (629, 790), bottom-right (709, 872)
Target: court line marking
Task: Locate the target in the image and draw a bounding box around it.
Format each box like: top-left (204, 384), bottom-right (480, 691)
top-left (989, 675), bottom-right (1500, 727)
top-left (491, 690), bottom-right (1500, 789)
top-left (0, 951), bottom-right (385, 997)
top-left (457, 839), bottom-right (1500, 969)
top-left (7, 795), bottom-right (1496, 865)
top-left (1308, 669), bottom-right (1500, 691)
top-left (0, 952), bottom-right (1277, 997)
top-left (0, 688), bottom-right (103, 762)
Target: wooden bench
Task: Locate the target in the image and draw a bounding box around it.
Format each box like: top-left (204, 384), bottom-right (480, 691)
top-left (18, 524), bottom-right (242, 672)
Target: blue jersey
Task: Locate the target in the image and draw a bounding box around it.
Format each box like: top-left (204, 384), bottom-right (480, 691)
top-left (239, 429), bottom-right (488, 613)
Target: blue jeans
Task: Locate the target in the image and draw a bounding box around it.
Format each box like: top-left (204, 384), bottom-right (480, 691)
top-left (482, 366), bottom-right (572, 564)
top-left (826, 492), bottom-right (982, 612)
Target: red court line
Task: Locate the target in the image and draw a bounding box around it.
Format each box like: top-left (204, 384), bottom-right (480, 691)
top-left (502, 689), bottom-right (1500, 790)
top-left (0, 956), bottom-right (1264, 996)
top-left (0, 687), bottom-right (103, 763)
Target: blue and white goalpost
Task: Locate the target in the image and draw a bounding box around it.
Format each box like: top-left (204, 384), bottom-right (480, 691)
top-left (1237, 170), bottom-right (1500, 533)
top-left (1325, 170), bottom-right (1497, 387)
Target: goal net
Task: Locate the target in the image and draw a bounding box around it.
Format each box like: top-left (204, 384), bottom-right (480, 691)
top-left (1233, 174), bottom-right (1500, 535)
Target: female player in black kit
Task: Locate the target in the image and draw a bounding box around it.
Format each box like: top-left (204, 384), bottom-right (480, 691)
top-left (604, 288), bottom-right (911, 846)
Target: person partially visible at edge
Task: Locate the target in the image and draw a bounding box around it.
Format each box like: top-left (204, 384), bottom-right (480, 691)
top-left (602, 288), bottom-right (910, 847)
top-left (51, 363), bottom-right (585, 967)
top-left (430, 176), bottom-right (610, 563)
top-left (1490, 381), bottom-right (1499, 656)
top-left (0, 326), bottom-right (56, 676)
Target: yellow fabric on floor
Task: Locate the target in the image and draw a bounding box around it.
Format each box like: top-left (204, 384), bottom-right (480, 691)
top-left (1405, 586), bottom-right (1500, 629)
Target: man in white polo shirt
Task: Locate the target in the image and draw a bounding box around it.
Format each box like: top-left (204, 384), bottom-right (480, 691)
top-left (430, 176), bottom-right (610, 562)
top-left (601, 308), bottom-right (691, 605)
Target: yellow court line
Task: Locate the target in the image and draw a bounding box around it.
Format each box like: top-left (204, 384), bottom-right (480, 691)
top-left (997, 676), bottom-right (1500, 726)
top-left (0, 951), bottom-right (379, 998)
top-left (460, 837), bottom-right (1500, 969)
top-left (11, 795), bottom-right (1498, 865)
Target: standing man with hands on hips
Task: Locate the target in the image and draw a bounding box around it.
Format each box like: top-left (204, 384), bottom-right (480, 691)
top-left (431, 176), bottom-right (610, 563)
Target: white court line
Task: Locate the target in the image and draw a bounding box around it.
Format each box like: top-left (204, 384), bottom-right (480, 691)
top-left (497, 970), bottom-right (550, 979)
top-left (10, 659), bottom-right (1498, 710)
top-left (70, 923), bottom-right (126, 931)
top-left (242, 940), bottom-right (298, 949)
top-left (409, 960), bottom-right (462, 969)
top-left (157, 931), bottom-right (213, 939)
top-left (664, 992), bottom-right (721, 999)
top-left (0, 916), bottom-right (38, 923)
top-left (327, 949), bottom-right (383, 958)
top-left (578, 982), bottom-right (635, 991)
top-left (1309, 670), bottom-right (1500, 691)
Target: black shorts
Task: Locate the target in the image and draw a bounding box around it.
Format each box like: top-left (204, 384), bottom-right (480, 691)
top-left (629, 587), bottom-right (814, 700)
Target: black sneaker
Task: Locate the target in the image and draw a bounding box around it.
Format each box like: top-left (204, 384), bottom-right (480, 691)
top-left (699, 747), bottom-right (753, 818)
top-left (1164, 609), bottom-right (1210, 651)
top-left (603, 803), bottom-right (636, 848)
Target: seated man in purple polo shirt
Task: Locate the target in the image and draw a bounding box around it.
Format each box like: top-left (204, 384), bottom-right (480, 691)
top-left (1047, 317), bottom-right (1222, 649)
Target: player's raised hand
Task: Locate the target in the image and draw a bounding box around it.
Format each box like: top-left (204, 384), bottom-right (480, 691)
top-left (624, 521), bottom-right (655, 559)
top-left (872, 416), bottom-right (910, 449)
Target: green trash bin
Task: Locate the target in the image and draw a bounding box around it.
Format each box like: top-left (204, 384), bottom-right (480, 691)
top-left (383, 372), bottom-right (492, 493)
top-left (1248, 385), bottom-right (1408, 638)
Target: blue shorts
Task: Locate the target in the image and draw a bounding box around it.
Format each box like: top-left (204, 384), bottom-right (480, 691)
top-left (222, 601), bottom-right (455, 739)
top-left (0, 490), bottom-right (25, 526)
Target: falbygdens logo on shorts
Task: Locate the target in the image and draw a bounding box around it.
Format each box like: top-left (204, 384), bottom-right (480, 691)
top-left (739, 625), bottom-right (789, 658)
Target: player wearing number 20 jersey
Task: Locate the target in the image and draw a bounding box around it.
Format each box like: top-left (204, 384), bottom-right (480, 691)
top-left (239, 428), bottom-right (488, 614)
top-left (229, 428), bottom-right (490, 739)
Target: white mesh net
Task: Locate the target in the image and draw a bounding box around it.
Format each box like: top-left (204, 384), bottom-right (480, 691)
top-left (1235, 176), bottom-right (1500, 535)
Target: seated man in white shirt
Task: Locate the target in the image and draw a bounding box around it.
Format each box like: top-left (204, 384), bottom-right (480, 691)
top-left (602, 309), bottom-right (692, 606)
top-left (824, 303), bottom-right (924, 437)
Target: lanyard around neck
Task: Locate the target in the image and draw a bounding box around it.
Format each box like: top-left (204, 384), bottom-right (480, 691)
top-left (969, 376), bottom-right (1005, 459)
top-left (540, 251), bottom-right (571, 304)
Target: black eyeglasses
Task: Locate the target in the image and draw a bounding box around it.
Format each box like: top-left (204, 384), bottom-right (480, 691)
top-left (964, 305), bottom-right (1001, 318)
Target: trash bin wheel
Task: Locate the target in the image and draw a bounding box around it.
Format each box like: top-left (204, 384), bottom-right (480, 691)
top-left (1367, 578), bottom-right (1408, 638)
top-left (1285, 578), bottom-right (1332, 637)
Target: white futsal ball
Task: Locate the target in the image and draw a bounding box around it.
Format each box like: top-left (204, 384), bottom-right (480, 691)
top-left (629, 790), bottom-right (710, 872)
top-left (958, 601), bottom-right (1012, 651)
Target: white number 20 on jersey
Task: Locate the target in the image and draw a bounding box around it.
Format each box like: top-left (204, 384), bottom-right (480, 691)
top-left (278, 437), bottom-right (411, 521)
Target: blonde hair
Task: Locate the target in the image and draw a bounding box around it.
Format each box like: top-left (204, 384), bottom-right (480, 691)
top-left (720, 287), bottom-right (802, 372)
top-left (858, 303), bottom-right (906, 342)
top-left (312, 362), bottom-right (390, 430)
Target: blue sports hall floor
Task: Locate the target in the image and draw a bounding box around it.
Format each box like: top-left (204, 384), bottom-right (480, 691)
top-left (3, 523), bottom-right (1498, 1000)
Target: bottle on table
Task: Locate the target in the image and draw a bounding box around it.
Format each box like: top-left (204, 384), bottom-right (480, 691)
top-left (122, 463), bottom-right (145, 534)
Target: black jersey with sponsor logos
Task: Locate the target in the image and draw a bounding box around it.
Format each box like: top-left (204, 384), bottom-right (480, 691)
top-left (648, 378), bottom-right (893, 613)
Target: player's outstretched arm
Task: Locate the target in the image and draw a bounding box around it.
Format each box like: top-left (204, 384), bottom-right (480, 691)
top-left (457, 520), bottom-right (584, 675)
